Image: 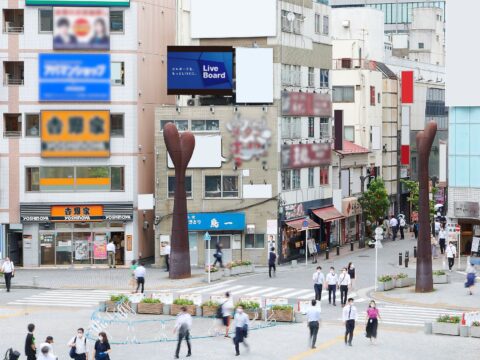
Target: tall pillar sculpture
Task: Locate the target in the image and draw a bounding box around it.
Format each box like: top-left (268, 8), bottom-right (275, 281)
top-left (163, 123), bottom-right (195, 279)
top-left (415, 121), bottom-right (437, 292)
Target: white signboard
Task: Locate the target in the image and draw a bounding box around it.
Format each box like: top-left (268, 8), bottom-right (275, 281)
top-left (267, 220), bottom-right (277, 235)
top-left (471, 237), bottom-right (480, 253)
top-left (180, 294), bottom-right (202, 306)
top-left (152, 292), bottom-right (173, 305)
top-left (236, 48), bottom-right (273, 104)
top-left (167, 135), bottom-right (224, 168)
top-left (464, 312), bottom-right (480, 326)
top-left (128, 293), bottom-right (145, 304)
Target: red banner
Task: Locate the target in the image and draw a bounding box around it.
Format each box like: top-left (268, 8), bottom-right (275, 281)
top-left (282, 92), bottom-right (332, 117)
top-left (401, 71), bottom-right (414, 104)
top-left (281, 143), bottom-right (332, 169)
top-left (401, 145), bottom-right (410, 165)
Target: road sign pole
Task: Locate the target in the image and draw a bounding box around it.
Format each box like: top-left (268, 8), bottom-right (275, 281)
top-left (375, 243), bottom-right (378, 291)
top-left (305, 228), bottom-right (308, 267)
top-left (204, 232), bottom-right (211, 283)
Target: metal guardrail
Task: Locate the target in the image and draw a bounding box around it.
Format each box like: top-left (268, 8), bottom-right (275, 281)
top-left (3, 131), bottom-right (21, 138)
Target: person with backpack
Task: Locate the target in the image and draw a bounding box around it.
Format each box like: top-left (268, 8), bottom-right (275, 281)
top-left (68, 328), bottom-right (88, 360)
top-left (174, 307), bottom-right (192, 358)
top-left (268, 247), bottom-right (277, 278)
top-left (220, 292), bottom-right (234, 338)
top-left (339, 268), bottom-right (351, 306)
top-left (213, 242), bottom-right (224, 268)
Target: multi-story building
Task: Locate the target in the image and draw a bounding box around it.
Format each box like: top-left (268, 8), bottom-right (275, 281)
top-left (0, 0), bottom-right (175, 267)
top-left (154, 0), bottom-right (335, 267)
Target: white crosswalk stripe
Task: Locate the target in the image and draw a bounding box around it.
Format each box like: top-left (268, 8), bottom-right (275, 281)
top-left (8, 290), bottom-right (117, 308)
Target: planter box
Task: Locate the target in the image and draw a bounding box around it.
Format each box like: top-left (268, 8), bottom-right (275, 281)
top-left (432, 322), bottom-right (460, 336)
top-left (377, 280), bottom-right (395, 291)
top-left (395, 277), bottom-right (415, 288)
top-left (470, 326), bottom-right (480, 338)
top-left (244, 309), bottom-right (262, 320)
top-left (433, 275), bottom-right (449, 284)
top-left (137, 303), bottom-right (163, 315)
top-left (171, 304), bottom-right (196, 316)
top-left (223, 268), bottom-right (231, 277)
top-left (105, 301), bottom-right (132, 312)
top-left (230, 265), bottom-right (254, 276)
top-left (267, 309), bottom-right (294, 322)
top-left (202, 305), bottom-right (219, 317)
top-left (204, 271), bottom-right (223, 282)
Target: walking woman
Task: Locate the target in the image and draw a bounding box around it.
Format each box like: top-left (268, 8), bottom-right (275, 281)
top-left (1, 257), bottom-right (14, 292)
top-left (365, 300), bottom-right (381, 344)
top-left (347, 262), bottom-right (356, 290)
top-left (93, 332), bottom-right (111, 360)
top-left (465, 262), bottom-right (476, 295)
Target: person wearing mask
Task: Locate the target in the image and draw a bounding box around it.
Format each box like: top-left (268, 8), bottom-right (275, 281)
top-left (1, 256), bottom-right (14, 292)
top-left (438, 225), bottom-right (447, 255)
top-left (306, 300), bottom-right (321, 349)
top-left (134, 262), bottom-right (146, 293)
top-left (389, 216), bottom-right (398, 241)
top-left (446, 242), bottom-right (457, 271)
top-left (399, 216), bottom-right (406, 240)
top-left (174, 306), bottom-right (192, 358)
top-left (233, 306), bottom-right (250, 356)
top-left (221, 292), bottom-right (234, 338)
top-left (431, 235), bottom-right (438, 259)
top-left (164, 243), bottom-right (171, 272)
top-left (93, 332), bottom-right (111, 360)
top-left (342, 298), bottom-right (358, 346)
top-left (365, 300), bottom-right (381, 344)
top-left (465, 262), bottom-right (476, 296)
top-left (312, 266), bottom-right (325, 301)
top-left (213, 242), bottom-right (224, 268)
top-left (106, 240), bottom-right (116, 269)
top-left (268, 247), bottom-right (277, 278)
top-left (25, 323), bottom-right (36, 360)
top-left (129, 260), bottom-right (137, 293)
top-left (68, 328), bottom-right (88, 360)
top-left (347, 262), bottom-right (356, 290)
top-left (325, 267), bottom-right (338, 306)
top-left (339, 268), bottom-right (351, 307)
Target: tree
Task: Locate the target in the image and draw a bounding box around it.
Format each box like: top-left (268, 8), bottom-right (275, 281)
top-left (358, 178), bottom-right (390, 226)
top-left (401, 179), bottom-right (437, 216)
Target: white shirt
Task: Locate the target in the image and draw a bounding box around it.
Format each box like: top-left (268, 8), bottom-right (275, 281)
top-left (164, 245), bottom-right (171, 255)
top-left (175, 312), bottom-right (192, 331)
top-left (306, 306), bottom-right (321, 322)
top-left (389, 218), bottom-right (398, 227)
top-left (1, 260), bottom-right (14, 273)
top-left (342, 304), bottom-right (358, 321)
top-left (134, 266), bottom-right (146, 278)
top-left (312, 271), bottom-right (325, 285)
top-left (446, 244), bottom-right (457, 258)
top-left (69, 336), bottom-right (88, 354)
top-left (221, 299), bottom-right (234, 317)
top-left (234, 312), bottom-right (249, 328)
top-left (338, 272), bottom-right (351, 286)
top-left (435, 222), bottom-right (441, 232)
top-left (326, 272), bottom-right (338, 285)
top-left (38, 343), bottom-right (55, 360)
top-left (439, 229), bottom-right (447, 239)
top-left (106, 243), bottom-right (116, 253)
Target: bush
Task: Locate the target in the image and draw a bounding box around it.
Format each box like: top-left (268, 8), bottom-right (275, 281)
top-left (437, 314), bottom-right (461, 324)
top-left (110, 294), bottom-right (129, 303)
top-left (472, 321), bottom-right (480, 327)
top-left (378, 275), bottom-right (393, 282)
top-left (202, 300), bottom-right (220, 307)
top-left (141, 298), bottom-right (161, 304)
top-left (235, 301), bottom-right (260, 310)
top-left (395, 273), bottom-right (408, 279)
top-left (227, 260), bottom-right (252, 269)
top-left (173, 298), bottom-right (195, 306)
top-left (205, 265), bottom-right (219, 273)
top-left (271, 305), bottom-right (293, 311)
top-left (433, 270), bottom-right (446, 276)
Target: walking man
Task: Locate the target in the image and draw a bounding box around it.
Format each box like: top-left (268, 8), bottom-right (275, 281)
top-left (339, 268), bottom-right (351, 306)
top-left (268, 247), bottom-right (277, 278)
top-left (25, 323), bottom-right (37, 360)
top-left (213, 242), bottom-right (224, 268)
top-left (389, 215), bottom-right (398, 241)
top-left (306, 300), bottom-right (321, 349)
top-left (342, 298), bottom-right (357, 346)
top-left (326, 267), bottom-right (338, 306)
top-left (106, 240), bottom-right (116, 268)
top-left (446, 241), bottom-right (457, 271)
top-left (134, 262), bottom-right (146, 293)
top-left (164, 242), bottom-right (171, 272)
top-left (174, 306), bottom-right (192, 358)
top-left (233, 306), bottom-right (250, 356)
top-left (312, 266), bottom-right (325, 301)
top-left (68, 328), bottom-right (88, 360)
top-left (399, 216), bottom-right (406, 240)
top-left (439, 225), bottom-right (447, 255)
top-left (413, 220), bottom-right (419, 240)
top-left (1, 256), bottom-right (14, 292)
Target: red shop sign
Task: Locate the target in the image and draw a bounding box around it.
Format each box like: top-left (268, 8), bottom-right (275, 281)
top-left (281, 143), bottom-right (332, 169)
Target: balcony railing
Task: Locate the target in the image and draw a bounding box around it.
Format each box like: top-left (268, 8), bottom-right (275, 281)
top-left (4, 75), bottom-right (24, 85)
top-left (4, 22), bottom-right (24, 33)
top-left (333, 58), bottom-right (377, 71)
top-left (4, 130), bottom-right (21, 138)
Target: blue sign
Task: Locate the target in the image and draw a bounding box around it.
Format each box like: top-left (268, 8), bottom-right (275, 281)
top-left (167, 46), bottom-right (233, 95)
top-left (188, 213), bottom-right (245, 231)
top-left (39, 53), bottom-right (111, 101)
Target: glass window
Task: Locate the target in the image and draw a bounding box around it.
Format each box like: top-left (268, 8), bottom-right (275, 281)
top-left (76, 167), bottom-right (110, 191)
top-left (315, 14), bottom-right (321, 34)
top-left (111, 167), bottom-right (125, 191)
top-left (332, 86), bottom-right (354, 102)
top-left (281, 170), bottom-right (291, 191)
top-left (292, 169), bottom-right (301, 190)
top-left (39, 9), bottom-right (53, 32)
top-left (160, 120), bottom-right (189, 131)
top-left (191, 120), bottom-right (219, 131)
top-left (245, 234), bottom-right (265, 249)
top-left (222, 176), bottom-right (238, 197)
top-left (26, 167), bottom-right (39, 192)
top-left (320, 166), bottom-right (329, 185)
top-left (418, 42), bottom-right (424, 49)
top-left (386, 3), bottom-right (392, 23)
top-left (370, 86), bottom-right (376, 106)
top-left (205, 176), bottom-right (221, 198)
top-left (308, 67), bottom-right (315, 87)
top-left (320, 118), bottom-right (329, 139)
top-left (392, 2), bottom-right (398, 24)
top-left (168, 176), bottom-right (192, 198)
top-left (76, 167), bottom-right (109, 178)
top-left (110, 114), bottom-right (124, 137)
top-left (41, 167), bottom-right (74, 179)
top-left (25, 114), bottom-right (40, 137)
top-left (281, 117), bottom-right (301, 139)
top-left (308, 168), bottom-right (314, 188)
top-left (111, 62), bottom-right (125, 85)
top-left (3, 113), bottom-right (22, 137)
top-left (322, 15), bottom-right (329, 35)
top-left (320, 69), bottom-right (329, 88)
top-left (110, 10), bottom-right (124, 32)
top-left (55, 232), bottom-right (72, 265)
top-left (344, 126), bottom-right (355, 142)
top-left (308, 117), bottom-right (315, 138)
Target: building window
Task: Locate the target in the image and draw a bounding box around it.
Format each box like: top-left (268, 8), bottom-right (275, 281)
top-left (110, 113), bottom-right (124, 137)
top-left (315, 14), bottom-right (321, 34)
top-left (26, 167), bottom-right (40, 192)
top-left (319, 118), bottom-right (329, 140)
top-left (308, 117), bottom-right (315, 138)
top-left (168, 176), bottom-right (192, 198)
top-left (25, 114), bottom-right (40, 137)
top-left (39, 9), bottom-right (53, 32)
top-left (320, 69), bottom-right (329, 88)
top-left (320, 166), bottom-right (329, 185)
top-left (110, 167), bottom-right (125, 191)
top-left (3, 113), bottom-right (21, 138)
top-left (344, 126), bottom-right (355, 142)
top-left (3, 61), bottom-right (24, 85)
top-left (281, 117), bottom-right (301, 139)
top-left (332, 86), bottom-right (354, 102)
top-left (245, 234), bottom-right (265, 249)
top-left (110, 10), bottom-right (124, 33)
top-left (191, 120), bottom-right (219, 131)
top-left (76, 167), bottom-right (110, 191)
top-left (281, 10), bottom-right (303, 34)
top-left (111, 62), bottom-right (125, 85)
top-left (378, 92), bottom-right (381, 104)
top-left (3, 9), bottom-right (24, 33)
top-left (308, 67), bottom-right (315, 87)
top-left (308, 168), bottom-right (314, 188)
top-left (370, 86), bottom-right (376, 106)
top-left (160, 120), bottom-right (189, 131)
top-left (281, 170), bottom-right (291, 191)
top-left (418, 42), bottom-right (424, 49)
top-left (205, 175), bottom-right (239, 198)
top-left (292, 169), bottom-right (301, 190)
top-left (281, 64), bottom-right (301, 86)
top-left (322, 15), bottom-right (329, 35)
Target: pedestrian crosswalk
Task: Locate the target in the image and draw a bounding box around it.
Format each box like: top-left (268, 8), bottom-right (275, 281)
top-left (8, 290), bottom-right (117, 308)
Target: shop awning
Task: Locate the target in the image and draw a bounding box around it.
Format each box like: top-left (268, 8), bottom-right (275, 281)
top-left (284, 218), bottom-right (320, 230)
top-left (312, 207), bottom-right (345, 222)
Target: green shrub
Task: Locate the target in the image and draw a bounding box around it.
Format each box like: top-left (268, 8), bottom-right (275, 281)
top-left (205, 265), bottom-right (219, 273)
top-left (271, 305), bottom-right (293, 311)
top-left (141, 298), bottom-right (161, 304)
top-left (437, 314), bottom-right (461, 323)
top-left (395, 273), bottom-right (408, 279)
top-left (173, 298), bottom-right (195, 306)
top-left (433, 270), bottom-right (446, 276)
top-left (235, 301), bottom-right (260, 310)
top-left (202, 300), bottom-right (220, 307)
top-left (110, 294), bottom-right (129, 303)
top-left (472, 321), bottom-right (480, 327)
top-left (378, 275), bottom-right (393, 282)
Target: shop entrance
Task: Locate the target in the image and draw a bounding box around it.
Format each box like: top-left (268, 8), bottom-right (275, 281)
top-left (111, 232), bottom-right (124, 266)
top-left (7, 231), bottom-right (23, 266)
top-left (189, 232), bottom-right (198, 266)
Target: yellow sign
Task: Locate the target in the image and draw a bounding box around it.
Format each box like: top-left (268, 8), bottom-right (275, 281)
top-left (51, 205), bottom-right (104, 222)
top-left (41, 110), bottom-right (110, 158)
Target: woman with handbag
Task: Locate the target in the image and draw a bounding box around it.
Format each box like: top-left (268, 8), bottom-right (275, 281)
top-left (93, 332), bottom-right (111, 360)
top-left (1, 257), bottom-right (14, 292)
top-left (365, 300), bottom-right (381, 344)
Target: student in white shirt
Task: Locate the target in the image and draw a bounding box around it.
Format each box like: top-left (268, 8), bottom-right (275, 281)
top-left (38, 345), bottom-right (55, 360)
top-left (338, 268), bottom-right (351, 306)
top-left (174, 307), bottom-right (192, 359)
top-left (134, 262), bottom-right (146, 293)
top-left (164, 243), bottom-right (171, 272)
top-left (446, 242), bottom-right (457, 271)
top-left (389, 216), bottom-right (398, 241)
top-left (306, 300), bottom-right (321, 349)
top-left (106, 240), bottom-right (116, 269)
top-left (342, 298), bottom-right (358, 346)
top-left (68, 328), bottom-right (88, 360)
top-left (438, 225), bottom-right (447, 255)
top-left (233, 306), bottom-right (250, 356)
top-left (221, 292), bottom-right (234, 338)
top-left (1, 257), bottom-right (14, 292)
top-left (312, 266), bottom-right (325, 301)
top-left (325, 267), bottom-right (339, 306)
top-left (399, 217), bottom-right (406, 240)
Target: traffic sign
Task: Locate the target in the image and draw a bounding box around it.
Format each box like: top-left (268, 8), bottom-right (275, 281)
top-left (204, 232), bottom-right (211, 241)
top-left (302, 219), bottom-right (309, 230)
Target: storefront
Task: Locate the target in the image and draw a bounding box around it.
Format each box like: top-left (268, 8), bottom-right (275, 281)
top-left (450, 201), bottom-right (480, 255)
top-left (311, 206), bottom-right (345, 247)
top-left (20, 203), bottom-right (134, 267)
top-left (342, 197), bottom-right (362, 243)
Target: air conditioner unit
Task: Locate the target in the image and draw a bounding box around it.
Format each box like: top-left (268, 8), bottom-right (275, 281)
top-left (113, 79), bottom-right (122, 85)
top-left (187, 98), bottom-right (199, 106)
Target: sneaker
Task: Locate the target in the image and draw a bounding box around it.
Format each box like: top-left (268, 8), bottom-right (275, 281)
top-left (187, 353), bottom-right (192, 357)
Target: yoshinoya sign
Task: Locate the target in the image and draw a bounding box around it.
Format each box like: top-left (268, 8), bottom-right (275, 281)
top-left (282, 92), bottom-right (332, 117)
top-left (281, 143), bottom-right (332, 169)
top-left (453, 201), bottom-right (479, 218)
top-left (26, 0), bottom-right (130, 6)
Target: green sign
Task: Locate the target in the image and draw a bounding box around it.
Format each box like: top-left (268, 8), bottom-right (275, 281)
top-left (26, 0), bottom-right (130, 6)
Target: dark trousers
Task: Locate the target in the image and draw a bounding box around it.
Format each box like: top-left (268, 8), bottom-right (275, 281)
top-left (340, 285), bottom-right (348, 305)
top-left (328, 284), bottom-right (336, 304)
top-left (213, 255), bottom-right (223, 268)
top-left (308, 321), bottom-right (319, 348)
top-left (414, 229), bottom-right (418, 239)
top-left (448, 257), bottom-right (454, 270)
top-left (4, 272), bottom-right (12, 292)
top-left (136, 277), bottom-right (145, 293)
top-left (439, 239), bottom-right (446, 254)
top-left (175, 331), bottom-right (191, 357)
top-left (165, 255), bottom-right (170, 271)
top-left (345, 319), bottom-right (355, 344)
top-left (400, 226), bottom-right (405, 239)
top-left (392, 226), bottom-right (398, 240)
top-left (268, 264), bottom-right (276, 278)
top-left (75, 354), bottom-right (87, 360)
top-left (234, 327), bottom-right (248, 355)
top-left (314, 284), bottom-right (322, 301)
top-left (27, 355), bottom-right (36, 360)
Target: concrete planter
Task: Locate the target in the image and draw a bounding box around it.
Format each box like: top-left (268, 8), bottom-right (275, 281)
top-left (266, 309), bottom-right (294, 322)
top-left (202, 305), bottom-right (218, 317)
top-left (470, 326), bottom-right (480, 338)
top-left (204, 271), bottom-right (223, 282)
top-left (137, 303), bottom-right (163, 315)
top-left (105, 301), bottom-right (132, 312)
top-left (171, 304), bottom-right (196, 316)
top-left (460, 325), bottom-right (470, 337)
top-left (245, 309), bottom-right (262, 320)
top-left (433, 274), bottom-right (449, 284)
top-left (377, 280), bottom-right (395, 291)
top-left (163, 304), bottom-right (171, 315)
top-left (432, 322), bottom-right (460, 336)
top-left (395, 277), bottom-right (415, 288)
top-left (230, 265), bottom-right (254, 276)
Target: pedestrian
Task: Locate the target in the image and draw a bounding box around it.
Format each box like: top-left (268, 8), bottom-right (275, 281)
top-left (438, 225), bottom-right (447, 255)
top-left (389, 216), bottom-right (398, 241)
top-left (312, 266), bottom-right (325, 301)
top-left (106, 240), bottom-right (116, 269)
top-left (446, 241), bottom-right (457, 271)
top-left (325, 267), bottom-right (338, 306)
top-left (465, 263), bottom-right (476, 295)
top-left (134, 262), bottom-right (146, 293)
top-left (93, 332), bottom-right (111, 360)
top-left (399, 216), bottom-right (406, 240)
top-left (1, 256), bottom-right (14, 292)
top-left (413, 220), bottom-right (419, 240)
top-left (382, 216), bottom-right (391, 240)
top-left (435, 218), bottom-right (441, 237)
top-left (37, 345), bottom-right (55, 360)
top-left (347, 262), bottom-right (356, 290)
top-left (233, 306), bottom-right (250, 356)
top-left (164, 242), bottom-right (171, 272)
top-left (221, 292), bottom-right (234, 338)
top-left (339, 268), bottom-right (351, 306)
top-left (25, 323), bottom-right (36, 360)
top-left (342, 298), bottom-right (357, 346)
top-left (129, 260), bottom-right (137, 293)
top-left (174, 306), bottom-right (192, 359)
top-left (365, 300), bottom-right (381, 344)
top-left (306, 300), bottom-right (321, 349)
top-left (307, 238), bottom-right (318, 264)
top-left (431, 235), bottom-right (438, 259)
top-left (68, 328), bottom-right (88, 360)
top-left (268, 247), bottom-right (277, 278)
top-left (213, 242), bottom-right (224, 268)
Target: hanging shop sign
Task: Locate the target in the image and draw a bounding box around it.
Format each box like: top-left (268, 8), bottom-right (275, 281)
top-left (281, 143), bottom-right (331, 169)
top-left (281, 92), bottom-right (332, 117)
top-left (454, 201), bottom-right (479, 219)
top-left (51, 205), bottom-right (104, 221)
top-left (342, 197), bottom-right (362, 218)
top-left (27, 0), bottom-right (130, 6)
top-left (284, 203), bottom-right (305, 221)
top-left (188, 212), bottom-right (246, 231)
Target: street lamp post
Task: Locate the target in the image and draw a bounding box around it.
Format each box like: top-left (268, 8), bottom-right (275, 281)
top-left (359, 175), bottom-right (368, 248)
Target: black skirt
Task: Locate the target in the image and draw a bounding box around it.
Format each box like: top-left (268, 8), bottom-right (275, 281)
top-left (366, 318), bottom-right (378, 338)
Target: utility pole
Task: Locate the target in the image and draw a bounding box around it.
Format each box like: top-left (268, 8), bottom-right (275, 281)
top-left (359, 174), bottom-right (368, 248)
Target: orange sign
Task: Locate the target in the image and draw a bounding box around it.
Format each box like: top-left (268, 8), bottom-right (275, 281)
top-left (41, 110), bottom-right (110, 158)
top-left (126, 235), bottom-right (132, 251)
top-left (51, 205), bottom-right (104, 222)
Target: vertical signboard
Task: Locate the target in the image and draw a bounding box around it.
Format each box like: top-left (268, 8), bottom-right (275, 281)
top-left (401, 71), bottom-right (414, 104)
top-left (334, 110), bottom-right (343, 151)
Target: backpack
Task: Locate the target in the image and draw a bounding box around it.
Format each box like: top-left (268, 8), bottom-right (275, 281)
top-left (216, 303), bottom-right (224, 319)
top-left (69, 337), bottom-right (86, 359)
top-left (4, 349), bottom-right (20, 360)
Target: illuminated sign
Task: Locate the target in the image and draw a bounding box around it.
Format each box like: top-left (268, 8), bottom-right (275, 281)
top-left (281, 143), bottom-right (332, 169)
top-left (27, 0), bottom-right (130, 6)
top-left (51, 205), bottom-right (104, 221)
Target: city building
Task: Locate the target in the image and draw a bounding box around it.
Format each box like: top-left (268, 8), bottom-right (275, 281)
top-left (0, 0), bottom-right (175, 266)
